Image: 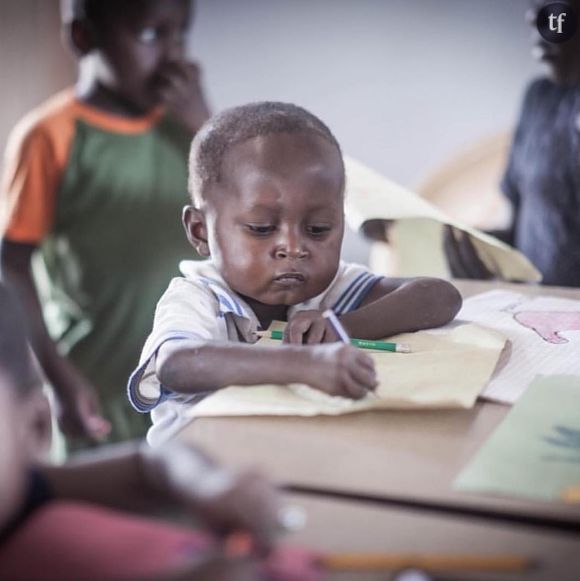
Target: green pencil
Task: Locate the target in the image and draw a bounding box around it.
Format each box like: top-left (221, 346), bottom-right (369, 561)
top-left (266, 330), bottom-right (411, 353)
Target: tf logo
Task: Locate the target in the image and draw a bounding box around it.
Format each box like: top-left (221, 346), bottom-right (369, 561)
top-left (537, 2), bottom-right (577, 43)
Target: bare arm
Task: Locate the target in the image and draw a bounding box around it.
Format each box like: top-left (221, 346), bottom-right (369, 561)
top-left (41, 442), bottom-right (162, 512)
top-left (1, 240), bottom-right (109, 440)
top-left (41, 440), bottom-right (282, 553)
top-left (156, 340), bottom-right (377, 400)
top-left (340, 277), bottom-right (462, 340)
top-left (157, 342), bottom-right (309, 392)
top-left (284, 276), bottom-right (462, 344)
top-left (1, 241), bottom-right (60, 376)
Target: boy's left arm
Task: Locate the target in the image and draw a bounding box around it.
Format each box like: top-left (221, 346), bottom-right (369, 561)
top-left (285, 277), bottom-right (462, 344)
top-left (340, 277), bottom-right (462, 339)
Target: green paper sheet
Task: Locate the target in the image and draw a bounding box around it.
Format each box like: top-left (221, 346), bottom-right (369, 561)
top-left (455, 375), bottom-right (580, 503)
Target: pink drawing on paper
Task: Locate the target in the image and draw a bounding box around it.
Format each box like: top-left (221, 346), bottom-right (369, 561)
top-left (514, 311), bottom-right (580, 344)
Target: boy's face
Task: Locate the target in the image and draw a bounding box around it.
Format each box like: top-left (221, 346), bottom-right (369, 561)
top-left (189, 132), bottom-right (345, 310)
top-left (88, 0), bottom-right (192, 113)
top-left (529, 0), bottom-right (580, 84)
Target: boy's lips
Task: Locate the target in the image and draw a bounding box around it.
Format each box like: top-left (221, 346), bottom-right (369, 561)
top-left (272, 272), bottom-right (306, 287)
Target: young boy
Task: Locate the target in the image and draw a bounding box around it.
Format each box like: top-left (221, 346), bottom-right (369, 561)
top-left (0, 282), bottom-right (306, 580)
top-left (0, 0), bottom-right (211, 445)
top-left (129, 102), bottom-right (462, 445)
top-left (445, 0), bottom-right (580, 287)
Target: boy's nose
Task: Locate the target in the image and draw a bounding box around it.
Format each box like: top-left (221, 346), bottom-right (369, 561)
top-left (274, 232), bottom-right (309, 260)
top-left (275, 247), bottom-right (309, 260)
top-left (161, 34), bottom-right (185, 64)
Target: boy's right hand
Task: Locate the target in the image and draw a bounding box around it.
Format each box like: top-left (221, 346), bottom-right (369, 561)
top-left (305, 343), bottom-right (378, 399)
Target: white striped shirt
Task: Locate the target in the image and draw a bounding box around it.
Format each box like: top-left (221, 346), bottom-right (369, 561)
top-left (128, 260), bottom-right (381, 445)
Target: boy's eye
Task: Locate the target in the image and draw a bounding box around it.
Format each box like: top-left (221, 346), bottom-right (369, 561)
top-left (138, 27), bottom-right (159, 44)
top-left (306, 225), bottom-right (332, 236)
top-left (246, 224), bottom-right (276, 235)
top-left (137, 26), bottom-right (188, 45)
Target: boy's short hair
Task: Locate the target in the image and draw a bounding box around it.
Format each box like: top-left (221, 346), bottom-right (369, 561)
top-left (188, 101), bottom-right (344, 205)
top-left (0, 283), bottom-right (37, 395)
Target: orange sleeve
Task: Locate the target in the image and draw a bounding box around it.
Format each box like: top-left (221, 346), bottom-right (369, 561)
top-left (0, 112), bottom-right (73, 244)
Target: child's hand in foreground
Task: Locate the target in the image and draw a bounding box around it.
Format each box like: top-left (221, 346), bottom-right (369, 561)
top-left (143, 442), bottom-right (282, 555)
top-left (54, 365), bottom-right (111, 442)
top-left (284, 310), bottom-right (338, 344)
top-left (305, 343), bottom-right (378, 399)
top-left (155, 60), bottom-right (211, 133)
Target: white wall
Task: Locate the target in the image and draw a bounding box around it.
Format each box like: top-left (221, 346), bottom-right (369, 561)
top-left (0, 0), bottom-right (75, 153)
top-left (191, 0), bottom-right (542, 263)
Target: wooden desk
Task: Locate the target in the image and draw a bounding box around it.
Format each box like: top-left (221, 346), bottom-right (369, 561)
top-left (178, 281), bottom-right (580, 530)
top-left (284, 493), bottom-right (580, 581)
top-left (452, 279), bottom-right (580, 301)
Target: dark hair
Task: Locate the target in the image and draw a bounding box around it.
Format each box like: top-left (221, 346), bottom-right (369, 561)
top-left (0, 283), bottom-right (38, 395)
top-left (188, 101), bottom-right (344, 204)
top-left (63, 0), bottom-right (193, 25)
top-left (62, 0), bottom-right (118, 24)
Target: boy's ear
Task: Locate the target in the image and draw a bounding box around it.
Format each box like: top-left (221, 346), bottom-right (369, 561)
top-left (64, 19), bottom-right (96, 57)
top-left (182, 205), bottom-right (210, 257)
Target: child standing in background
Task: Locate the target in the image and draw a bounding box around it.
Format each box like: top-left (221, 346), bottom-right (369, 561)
top-left (445, 0), bottom-right (580, 287)
top-left (129, 102), bottom-right (462, 445)
top-left (0, 0), bottom-right (210, 445)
